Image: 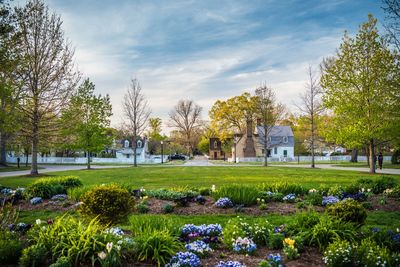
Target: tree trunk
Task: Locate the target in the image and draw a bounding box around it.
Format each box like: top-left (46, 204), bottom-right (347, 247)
top-left (368, 139), bottom-right (376, 174)
top-left (133, 135), bottom-right (137, 167)
top-left (311, 114), bottom-right (315, 168)
top-left (25, 151), bottom-right (28, 167)
top-left (31, 135), bottom-right (39, 175)
top-left (87, 151), bottom-right (91, 169)
top-left (350, 149), bottom-right (358, 162)
top-left (0, 132), bottom-right (8, 166)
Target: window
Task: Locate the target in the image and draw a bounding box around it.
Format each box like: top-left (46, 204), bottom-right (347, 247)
top-left (124, 140), bottom-right (129, 148)
top-left (137, 140), bottom-right (142, 148)
top-left (274, 147), bottom-right (277, 155)
top-left (214, 141), bottom-right (218, 149)
top-left (284, 150), bottom-right (288, 157)
top-left (283, 136), bottom-right (288, 143)
top-left (268, 136), bottom-right (272, 143)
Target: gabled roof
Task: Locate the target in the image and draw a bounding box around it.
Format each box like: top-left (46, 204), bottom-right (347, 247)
top-left (256, 126), bottom-right (294, 137)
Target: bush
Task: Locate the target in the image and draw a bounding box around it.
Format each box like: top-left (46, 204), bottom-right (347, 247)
top-left (135, 201), bottom-right (150, 214)
top-left (306, 216), bottom-right (356, 250)
top-left (260, 182), bottom-right (307, 195)
top-left (25, 176), bottom-right (82, 199)
top-left (67, 185), bottom-right (93, 201)
top-left (305, 192), bottom-right (323, 205)
top-left (327, 185), bottom-right (344, 198)
top-left (356, 238), bottom-right (391, 267)
top-left (369, 228), bottom-right (400, 252)
top-left (258, 191), bottom-right (284, 202)
top-left (0, 231), bottom-right (23, 264)
top-left (129, 215), bottom-right (177, 236)
top-left (286, 210), bottom-right (321, 235)
top-left (326, 199), bottom-right (367, 226)
top-left (163, 204), bottom-right (174, 213)
top-left (323, 239), bottom-right (354, 267)
top-left (386, 185), bottom-right (400, 199)
top-left (20, 244), bottom-right (48, 267)
top-left (0, 204), bottom-right (18, 230)
top-left (49, 256), bottom-right (72, 267)
top-left (391, 149), bottom-right (400, 164)
top-left (80, 184), bottom-right (133, 224)
top-left (212, 184), bottom-right (259, 206)
top-left (268, 233), bottom-right (285, 249)
top-left (134, 230), bottom-right (182, 266)
top-left (198, 187), bottom-right (211, 196)
top-left (371, 176), bottom-right (397, 194)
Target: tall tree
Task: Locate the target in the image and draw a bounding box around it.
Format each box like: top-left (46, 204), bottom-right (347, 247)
top-left (0, 0), bottom-right (22, 166)
top-left (147, 117), bottom-right (163, 140)
top-left (122, 78), bottom-right (151, 167)
top-left (382, 0), bottom-right (400, 50)
top-left (168, 99), bottom-right (202, 156)
top-left (321, 15), bottom-right (400, 173)
top-left (15, 0), bottom-right (79, 175)
top-left (61, 79), bottom-right (112, 169)
top-left (295, 66), bottom-right (324, 168)
top-left (254, 85), bottom-right (285, 167)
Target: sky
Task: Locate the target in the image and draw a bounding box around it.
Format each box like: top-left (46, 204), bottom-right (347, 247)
top-left (16, 0), bottom-right (386, 133)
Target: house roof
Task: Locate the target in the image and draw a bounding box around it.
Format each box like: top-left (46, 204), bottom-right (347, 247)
top-left (256, 126), bottom-right (294, 137)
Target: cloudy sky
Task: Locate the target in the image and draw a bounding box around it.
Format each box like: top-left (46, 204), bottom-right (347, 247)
top-left (19, 0), bottom-right (385, 132)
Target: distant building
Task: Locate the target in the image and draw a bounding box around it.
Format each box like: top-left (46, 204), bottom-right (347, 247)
top-left (208, 138), bottom-right (231, 160)
top-left (234, 120), bottom-right (294, 160)
top-left (115, 137), bottom-right (149, 162)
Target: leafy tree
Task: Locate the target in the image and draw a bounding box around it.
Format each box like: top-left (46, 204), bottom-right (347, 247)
top-left (15, 0), bottom-right (79, 174)
top-left (321, 15), bottom-right (400, 173)
top-left (197, 137), bottom-right (209, 155)
top-left (147, 117), bottom-right (163, 140)
top-left (382, 0), bottom-right (400, 50)
top-left (61, 79), bottom-right (112, 169)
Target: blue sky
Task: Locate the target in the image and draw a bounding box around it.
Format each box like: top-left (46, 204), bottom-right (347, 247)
top-left (20, 0), bottom-right (385, 132)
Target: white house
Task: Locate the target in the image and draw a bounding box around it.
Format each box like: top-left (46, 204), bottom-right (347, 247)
top-left (115, 138), bottom-right (149, 163)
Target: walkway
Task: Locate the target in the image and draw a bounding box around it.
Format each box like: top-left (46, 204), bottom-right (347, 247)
top-left (277, 164), bottom-right (400, 175)
top-left (0, 164), bottom-right (131, 178)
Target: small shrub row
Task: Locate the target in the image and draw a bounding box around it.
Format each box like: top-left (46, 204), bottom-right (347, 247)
top-left (24, 176), bottom-right (82, 199)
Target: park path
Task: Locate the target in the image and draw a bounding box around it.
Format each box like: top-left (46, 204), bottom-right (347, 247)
top-left (0, 164), bottom-right (131, 178)
top-left (277, 164), bottom-right (400, 175)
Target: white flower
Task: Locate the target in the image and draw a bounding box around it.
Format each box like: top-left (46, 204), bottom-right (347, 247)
top-left (116, 245), bottom-right (121, 251)
top-left (106, 242), bottom-right (113, 253)
top-left (211, 185), bottom-right (216, 192)
top-left (98, 251), bottom-right (107, 260)
top-left (36, 219), bottom-right (42, 225)
top-left (117, 240), bottom-right (123, 245)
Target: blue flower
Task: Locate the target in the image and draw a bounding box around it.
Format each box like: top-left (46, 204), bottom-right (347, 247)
top-left (215, 197), bottom-right (233, 208)
top-left (166, 251), bottom-right (201, 267)
top-left (282, 193), bottom-right (296, 202)
top-left (322, 196), bottom-right (339, 206)
top-left (30, 197), bottom-right (43, 205)
top-left (216, 261), bottom-right (246, 267)
top-left (266, 253), bottom-right (284, 267)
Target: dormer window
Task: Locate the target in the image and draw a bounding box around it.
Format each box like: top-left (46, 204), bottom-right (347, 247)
top-left (268, 136), bottom-right (272, 143)
top-left (137, 140), bottom-right (142, 148)
top-left (124, 140), bottom-right (129, 148)
top-left (283, 136), bottom-right (288, 143)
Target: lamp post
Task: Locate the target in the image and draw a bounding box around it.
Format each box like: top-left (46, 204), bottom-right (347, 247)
top-left (161, 141), bottom-right (164, 164)
top-left (233, 135), bottom-right (240, 163)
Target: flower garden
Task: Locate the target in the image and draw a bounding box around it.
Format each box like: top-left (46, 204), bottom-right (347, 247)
top-left (0, 168), bottom-right (400, 266)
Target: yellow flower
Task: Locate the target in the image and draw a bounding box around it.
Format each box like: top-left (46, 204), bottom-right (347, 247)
top-left (284, 238), bottom-right (295, 248)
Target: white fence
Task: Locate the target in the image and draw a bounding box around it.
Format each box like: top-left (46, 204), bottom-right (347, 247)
top-left (6, 155), bottom-right (169, 165)
top-left (235, 155), bottom-right (392, 163)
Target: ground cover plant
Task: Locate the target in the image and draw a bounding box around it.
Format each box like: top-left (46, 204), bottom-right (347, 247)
top-left (1, 166), bottom-right (400, 266)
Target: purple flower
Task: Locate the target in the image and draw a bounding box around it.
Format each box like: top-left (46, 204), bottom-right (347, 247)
top-left (215, 197), bottom-right (233, 208)
top-left (322, 196), bottom-right (339, 206)
top-left (166, 251), bottom-right (201, 267)
top-left (216, 261), bottom-right (246, 267)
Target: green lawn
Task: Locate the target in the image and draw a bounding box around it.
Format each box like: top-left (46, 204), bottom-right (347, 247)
top-left (1, 165), bottom-right (399, 189)
top-left (0, 165), bottom-right (32, 172)
top-left (334, 162), bottom-right (400, 169)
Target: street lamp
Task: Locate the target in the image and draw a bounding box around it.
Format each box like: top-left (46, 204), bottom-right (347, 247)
top-left (233, 135), bottom-right (240, 163)
top-left (161, 141), bottom-right (164, 164)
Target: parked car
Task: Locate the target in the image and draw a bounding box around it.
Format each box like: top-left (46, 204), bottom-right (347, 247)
top-left (168, 154), bottom-right (186, 160)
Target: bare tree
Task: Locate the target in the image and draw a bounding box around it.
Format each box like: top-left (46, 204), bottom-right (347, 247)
top-left (122, 78), bottom-right (151, 167)
top-left (168, 99), bottom-right (202, 156)
top-left (382, 0), bottom-right (400, 50)
top-left (255, 84), bottom-right (285, 167)
top-left (15, 0), bottom-right (79, 175)
top-left (295, 65), bottom-right (324, 168)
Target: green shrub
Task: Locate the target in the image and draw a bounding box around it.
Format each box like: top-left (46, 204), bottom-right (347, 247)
top-left (258, 191), bottom-right (284, 202)
top-left (129, 215), bottom-right (177, 236)
top-left (20, 244), bottom-right (48, 267)
top-left (134, 230), bottom-right (182, 266)
top-left (286, 210), bottom-right (321, 235)
top-left (306, 216), bottom-right (356, 250)
top-left (305, 192), bottom-right (323, 206)
top-left (144, 188), bottom-right (198, 201)
top-left (223, 217), bottom-right (272, 247)
top-left (212, 184), bottom-right (259, 206)
top-left (259, 203), bottom-right (267, 210)
top-left (162, 203), bottom-right (174, 213)
top-left (260, 182), bottom-right (307, 195)
top-left (135, 201), bottom-right (150, 214)
top-left (344, 183), bottom-right (360, 195)
top-left (362, 202), bottom-right (373, 210)
top-left (67, 185), bottom-right (93, 201)
top-left (49, 256), bottom-right (72, 267)
top-left (386, 185), bottom-right (400, 199)
top-left (0, 203), bottom-right (18, 230)
top-left (327, 185), bottom-right (344, 197)
top-left (0, 231), bottom-right (23, 264)
top-left (25, 176), bottom-right (82, 199)
top-left (391, 149), bottom-right (400, 164)
top-left (198, 187), bottom-right (211, 196)
top-left (323, 239), bottom-right (354, 267)
top-left (80, 184), bottom-right (133, 224)
top-left (268, 233), bottom-right (285, 249)
top-left (356, 238), bottom-right (391, 267)
top-left (371, 176), bottom-right (397, 194)
top-left (326, 199), bottom-right (367, 226)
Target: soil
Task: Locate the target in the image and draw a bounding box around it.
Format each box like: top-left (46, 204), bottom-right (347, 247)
top-left (368, 195), bottom-right (400, 212)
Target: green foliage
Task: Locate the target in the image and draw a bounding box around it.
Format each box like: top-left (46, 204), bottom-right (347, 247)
top-left (323, 239), bottom-right (354, 267)
top-left (259, 182), bottom-right (307, 195)
top-left (305, 192), bottom-right (323, 206)
top-left (0, 230), bottom-right (23, 264)
top-left (212, 184), bottom-right (259, 206)
top-left (20, 244), bottom-right (48, 267)
top-left (259, 203), bottom-right (267, 210)
top-left (129, 215), bottom-right (177, 236)
top-left (49, 256), bottom-right (72, 267)
top-left (25, 176), bottom-right (82, 199)
top-left (268, 233), bottom-right (285, 249)
top-left (386, 185), bottom-right (400, 198)
top-left (144, 188), bottom-right (198, 201)
top-left (135, 201), bottom-right (150, 214)
top-left (327, 185), bottom-right (344, 197)
top-left (80, 184), bottom-right (133, 224)
top-left (0, 203), bottom-right (18, 230)
top-left (67, 185), bottom-right (93, 201)
top-left (286, 210), bottom-right (321, 235)
top-left (371, 176), bottom-right (397, 194)
top-left (392, 149), bottom-right (400, 164)
top-left (326, 199), bottom-right (367, 225)
top-left (61, 78), bottom-right (113, 169)
top-left (306, 216), bottom-right (356, 250)
top-left (320, 14), bottom-right (400, 167)
top-left (162, 203), bottom-right (174, 213)
top-left (356, 238), bottom-right (391, 267)
top-left (197, 137), bottom-right (210, 154)
top-left (133, 230), bottom-right (182, 267)
top-left (198, 187), bottom-right (211, 196)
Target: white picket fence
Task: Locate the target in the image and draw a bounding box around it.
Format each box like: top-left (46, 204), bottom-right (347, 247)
top-left (235, 155), bottom-right (392, 163)
top-left (6, 155), bottom-right (169, 165)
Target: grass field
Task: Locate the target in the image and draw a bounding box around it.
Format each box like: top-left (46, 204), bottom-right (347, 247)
top-left (1, 165), bottom-right (399, 189)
